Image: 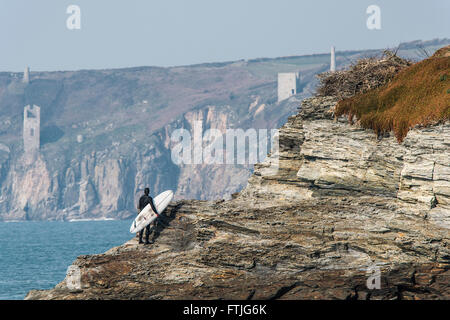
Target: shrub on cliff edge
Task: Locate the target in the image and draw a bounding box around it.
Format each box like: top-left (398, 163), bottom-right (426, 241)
top-left (334, 45), bottom-right (450, 142)
top-left (317, 50), bottom-right (412, 99)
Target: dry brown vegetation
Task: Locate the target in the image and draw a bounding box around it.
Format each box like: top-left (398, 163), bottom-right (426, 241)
top-left (317, 50), bottom-right (412, 99)
top-left (325, 46), bottom-right (449, 142)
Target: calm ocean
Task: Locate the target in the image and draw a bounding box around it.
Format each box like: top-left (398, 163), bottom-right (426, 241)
top-left (0, 219), bottom-right (133, 300)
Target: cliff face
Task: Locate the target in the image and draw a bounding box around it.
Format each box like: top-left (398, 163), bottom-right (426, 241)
top-left (26, 97), bottom-right (450, 300)
top-left (0, 99), bottom-right (294, 221)
top-left (0, 60), bottom-right (308, 221)
top-left (0, 139), bottom-right (178, 221)
top-left (244, 97), bottom-right (450, 215)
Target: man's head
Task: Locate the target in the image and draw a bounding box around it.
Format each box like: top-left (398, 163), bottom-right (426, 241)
top-left (144, 188), bottom-right (150, 195)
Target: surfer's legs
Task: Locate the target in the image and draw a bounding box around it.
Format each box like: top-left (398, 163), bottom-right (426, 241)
top-left (139, 225), bottom-right (151, 244)
top-left (138, 229), bottom-right (144, 244)
top-left (144, 224), bottom-right (152, 244)
top-left (137, 209), bottom-right (144, 244)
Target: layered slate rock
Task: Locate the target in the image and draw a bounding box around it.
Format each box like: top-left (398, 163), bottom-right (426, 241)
top-left (26, 97), bottom-right (450, 300)
top-left (245, 97), bottom-right (450, 213)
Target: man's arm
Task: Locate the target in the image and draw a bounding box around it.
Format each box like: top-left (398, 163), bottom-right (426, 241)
top-left (137, 196), bottom-right (143, 211)
top-left (149, 196), bottom-right (158, 214)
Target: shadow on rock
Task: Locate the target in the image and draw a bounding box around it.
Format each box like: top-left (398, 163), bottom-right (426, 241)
top-left (149, 202), bottom-right (184, 243)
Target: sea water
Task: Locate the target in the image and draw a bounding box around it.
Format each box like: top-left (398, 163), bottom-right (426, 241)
top-left (0, 219), bottom-right (133, 300)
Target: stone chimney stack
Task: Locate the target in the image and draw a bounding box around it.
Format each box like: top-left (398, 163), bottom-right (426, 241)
top-left (23, 67), bottom-right (30, 84)
top-left (23, 105), bottom-right (40, 156)
top-left (330, 46), bottom-right (336, 72)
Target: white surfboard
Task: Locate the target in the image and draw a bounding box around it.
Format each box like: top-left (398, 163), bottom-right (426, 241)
top-left (130, 190), bottom-right (174, 233)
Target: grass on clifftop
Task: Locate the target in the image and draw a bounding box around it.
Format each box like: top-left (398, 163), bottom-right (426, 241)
top-left (334, 45), bottom-right (450, 142)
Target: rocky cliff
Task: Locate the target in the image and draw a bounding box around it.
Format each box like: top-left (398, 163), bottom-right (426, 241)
top-left (26, 96), bottom-right (450, 300)
top-left (1, 39), bottom-right (448, 221)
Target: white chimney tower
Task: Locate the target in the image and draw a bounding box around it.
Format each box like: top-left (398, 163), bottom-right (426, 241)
top-left (330, 46), bottom-right (336, 72)
top-left (23, 67), bottom-right (30, 84)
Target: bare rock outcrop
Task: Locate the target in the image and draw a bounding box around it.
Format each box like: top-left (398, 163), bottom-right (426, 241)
top-left (245, 97), bottom-right (450, 212)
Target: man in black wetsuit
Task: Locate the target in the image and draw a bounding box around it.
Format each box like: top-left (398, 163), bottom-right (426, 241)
top-left (137, 188), bottom-right (158, 245)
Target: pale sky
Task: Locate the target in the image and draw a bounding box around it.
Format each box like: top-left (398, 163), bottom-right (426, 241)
top-left (0, 0), bottom-right (448, 71)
